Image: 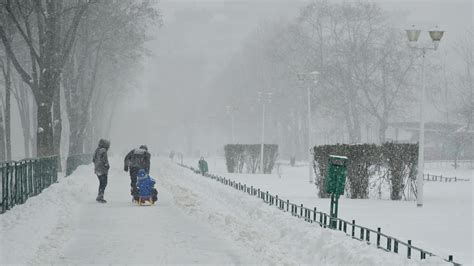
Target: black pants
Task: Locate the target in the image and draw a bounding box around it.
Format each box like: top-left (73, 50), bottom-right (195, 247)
top-left (97, 174), bottom-right (108, 195)
top-left (130, 167), bottom-right (138, 196)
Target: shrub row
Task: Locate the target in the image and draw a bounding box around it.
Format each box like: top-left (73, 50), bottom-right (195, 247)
top-left (224, 144), bottom-right (278, 174)
top-left (313, 143), bottom-right (418, 200)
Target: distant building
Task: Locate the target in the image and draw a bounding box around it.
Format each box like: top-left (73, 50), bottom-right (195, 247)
top-left (387, 122), bottom-right (474, 160)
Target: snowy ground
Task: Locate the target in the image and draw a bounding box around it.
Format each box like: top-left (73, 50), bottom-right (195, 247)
top-left (0, 157), bottom-right (452, 265)
top-left (183, 157), bottom-right (473, 265)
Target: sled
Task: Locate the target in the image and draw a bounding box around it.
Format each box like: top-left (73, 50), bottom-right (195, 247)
top-left (133, 196), bottom-right (156, 206)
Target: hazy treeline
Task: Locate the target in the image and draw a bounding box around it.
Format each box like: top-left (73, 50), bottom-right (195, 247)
top-left (0, 0), bottom-right (160, 161)
top-left (210, 1), bottom-right (473, 160)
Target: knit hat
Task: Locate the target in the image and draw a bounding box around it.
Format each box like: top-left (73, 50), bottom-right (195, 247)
top-left (137, 169), bottom-right (147, 180)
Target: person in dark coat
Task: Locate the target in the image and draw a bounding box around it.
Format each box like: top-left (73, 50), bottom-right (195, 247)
top-left (124, 145), bottom-right (151, 200)
top-left (93, 139), bottom-right (110, 203)
top-left (198, 157), bottom-right (208, 175)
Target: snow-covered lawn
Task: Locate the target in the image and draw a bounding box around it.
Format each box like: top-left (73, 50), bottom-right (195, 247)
top-left (183, 157), bottom-right (473, 265)
top-left (0, 157), bottom-right (451, 265)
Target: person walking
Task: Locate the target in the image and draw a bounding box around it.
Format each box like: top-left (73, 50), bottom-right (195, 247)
top-left (198, 157), bottom-right (208, 176)
top-left (124, 145), bottom-right (151, 201)
top-left (93, 139), bottom-right (110, 203)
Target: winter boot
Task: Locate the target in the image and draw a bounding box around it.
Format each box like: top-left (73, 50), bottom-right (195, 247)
top-left (96, 191), bottom-right (107, 203)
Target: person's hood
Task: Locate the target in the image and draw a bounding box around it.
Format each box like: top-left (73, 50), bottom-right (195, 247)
top-left (98, 139), bottom-right (110, 150)
top-left (139, 145), bottom-right (148, 151)
top-left (137, 169), bottom-right (148, 180)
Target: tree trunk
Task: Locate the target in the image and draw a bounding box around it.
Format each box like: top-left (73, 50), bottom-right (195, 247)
top-left (18, 81), bottom-right (31, 158)
top-left (103, 99), bottom-right (118, 139)
top-left (68, 118), bottom-right (85, 157)
top-left (52, 0), bottom-right (63, 168)
top-left (36, 90), bottom-right (54, 157)
top-left (52, 81), bottom-right (62, 169)
top-left (31, 99), bottom-right (37, 157)
top-left (0, 105), bottom-right (5, 161)
top-left (5, 57), bottom-right (11, 160)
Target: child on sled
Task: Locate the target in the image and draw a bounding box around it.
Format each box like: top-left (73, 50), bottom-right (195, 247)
top-left (136, 169), bottom-right (158, 205)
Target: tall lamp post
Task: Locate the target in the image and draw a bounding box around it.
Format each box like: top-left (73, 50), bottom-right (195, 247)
top-left (298, 71), bottom-right (319, 184)
top-left (405, 25), bottom-right (444, 207)
top-left (226, 105), bottom-right (236, 143)
top-left (258, 91), bottom-right (272, 174)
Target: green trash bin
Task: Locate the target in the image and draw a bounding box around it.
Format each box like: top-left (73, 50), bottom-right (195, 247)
top-left (326, 155), bottom-right (348, 229)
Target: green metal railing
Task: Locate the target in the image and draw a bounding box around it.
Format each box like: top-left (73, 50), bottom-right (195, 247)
top-left (1, 156), bottom-right (58, 214)
top-left (178, 163), bottom-right (461, 266)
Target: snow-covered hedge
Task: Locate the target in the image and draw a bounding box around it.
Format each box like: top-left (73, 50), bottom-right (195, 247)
top-left (313, 143), bottom-right (418, 200)
top-left (224, 144), bottom-right (278, 174)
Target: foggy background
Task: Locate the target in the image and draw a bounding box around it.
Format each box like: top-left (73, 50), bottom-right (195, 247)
top-left (7, 0), bottom-right (473, 160)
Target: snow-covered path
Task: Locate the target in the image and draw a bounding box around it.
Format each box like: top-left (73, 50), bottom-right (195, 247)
top-left (58, 189), bottom-right (250, 264)
top-left (0, 157), bottom-right (449, 265)
top-left (1, 158), bottom-right (254, 265)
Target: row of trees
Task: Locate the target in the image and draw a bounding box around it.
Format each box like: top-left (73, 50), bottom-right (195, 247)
top-left (0, 0), bottom-right (160, 162)
top-left (211, 0), bottom-right (473, 160)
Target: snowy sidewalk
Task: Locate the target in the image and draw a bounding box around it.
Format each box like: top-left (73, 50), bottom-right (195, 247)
top-left (0, 157), bottom-right (449, 265)
top-left (0, 158), bottom-right (254, 265)
top-left (56, 188), bottom-right (251, 264)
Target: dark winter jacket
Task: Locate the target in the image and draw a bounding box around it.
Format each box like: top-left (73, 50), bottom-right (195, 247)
top-left (198, 158), bottom-right (208, 173)
top-left (124, 146), bottom-right (151, 173)
top-left (93, 139), bottom-right (110, 176)
top-left (138, 175), bottom-right (156, 198)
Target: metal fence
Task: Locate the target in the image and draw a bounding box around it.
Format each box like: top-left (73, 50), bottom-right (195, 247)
top-left (178, 163), bottom-right (460, 266)
top-left (424, 174), bottom-right (469, 182)
top-left (1, 156), bottom-right (58, 214)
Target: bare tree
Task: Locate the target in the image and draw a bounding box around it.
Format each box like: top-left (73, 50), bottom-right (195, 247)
top-left (0, 0), bottom-right (92, 157)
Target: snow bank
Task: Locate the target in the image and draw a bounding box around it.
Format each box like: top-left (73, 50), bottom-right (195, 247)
top-left (184, 157), bottom-right (472, 264)
top-left (0, 164), bottom-right (96, 265)
top-left (156, 159), bottom-right (448, 265)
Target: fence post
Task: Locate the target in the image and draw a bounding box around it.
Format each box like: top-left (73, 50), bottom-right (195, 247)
top-left (407, 240), bottom-right (412, 259)
top-left (275, 195), bottom-right (278, 208)
top-left (394, 240), bottom-right (398, 253)
top-left (313, 207), bottom-right (317, 222)
top-left (343, 221), bottom-right (347, 233)
top-left (286, 200), bottom-right (289, 212)
top-left (300, 204), bottom-right (303, 217)
top-left (351, 220), bottom-right (355, 237)
top-left (360, 228), bottom-right (364, 241)
top-left (377, 228), bottom-right (381, 247)
top-left (448, 255), bottom-right (453, 262)
top-left (387, 238), bottom-right (391, 251)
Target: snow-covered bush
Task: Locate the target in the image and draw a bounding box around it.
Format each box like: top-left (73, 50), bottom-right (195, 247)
top-left (224, 144), bottom-right (279, 174)
top-left (313, 143), bottom-right (418, 200)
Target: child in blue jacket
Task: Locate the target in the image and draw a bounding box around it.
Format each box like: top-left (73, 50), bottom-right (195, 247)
top-left (137, 169), bottom-right (158, 203)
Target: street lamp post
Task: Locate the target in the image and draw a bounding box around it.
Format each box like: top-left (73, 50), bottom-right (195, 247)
top-left (405, 25), bottom-right (444, 207)
top-left (226, 105), bottom-right (235, 143)
top-left (298, 71), bottom-right (319, 184)
top-left (258, 91), bottom-right (272, 174)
